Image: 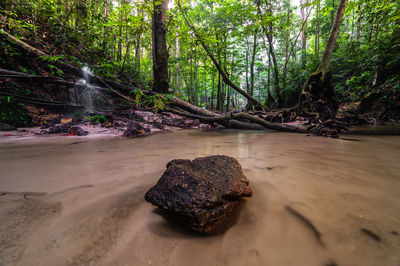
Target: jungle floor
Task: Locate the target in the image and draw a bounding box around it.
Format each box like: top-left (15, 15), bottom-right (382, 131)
top-left (0, 129), bottom-right (400, 266)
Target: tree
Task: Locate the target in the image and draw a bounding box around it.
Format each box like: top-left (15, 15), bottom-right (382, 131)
top-left (295, 0), bottom-right (348, 121)
top-left (152, 0), bottom-right (169, 93)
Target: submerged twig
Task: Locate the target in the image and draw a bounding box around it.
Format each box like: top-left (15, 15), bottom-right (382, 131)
top-left (285, 205), bottom-right (324, 246)
top-left (361, 228), bottom-right (381, 242)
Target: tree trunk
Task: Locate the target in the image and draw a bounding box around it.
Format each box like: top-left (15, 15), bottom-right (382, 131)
top-left (216, 73), bottom-right (222, 111)
top-left (249, 28), bottom-right (258, 97)
top-left (117, 0), bottom-right (124, 62)
top-left (315, 0), bottom-right (320, 59)
top-left (211, 73), bottom-right (215, 110)
top-left (256, 0), bottom-right (282, 107)
top-left (317, 0), bottom-right (346, 74)
top-left (245, 38), bottom-right (250, 93)
top-left (226, 53), bottom-right (235, 112)
top-left (189, 54), bottom-right (193, 103)
top-left (152, 0), bottom-right (169, 93)
top-left (300, 0), bottom-right (307, 68)
top-left (296, 0), bottom-right (347, 121)
top-left (102, 0), bottom-right (110, 53)
top-left (193, 44), bottom-right (198, 105)
top-left (135, 33), bottom-right (141, 72)
top-left (175, 32), bottom-right (180, 92)
top-left (135, 10), bottom-right (144, 73)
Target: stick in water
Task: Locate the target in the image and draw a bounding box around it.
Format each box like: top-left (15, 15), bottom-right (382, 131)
top-left (285, 205), bottom-right (324, 246)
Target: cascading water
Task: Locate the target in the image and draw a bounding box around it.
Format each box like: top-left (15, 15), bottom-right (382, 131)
top-left (75, 65), bottom-right (100, 113)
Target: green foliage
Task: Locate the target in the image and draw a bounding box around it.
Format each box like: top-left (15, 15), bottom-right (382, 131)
top-left (143, 95), bottom-right (168, 113)
top-left (131, 89), bottom-right (145, 107)
top-left (1, 0), bottom-right (399, 111)
top-left (86, 114), bottom-right (108, 124)
top-left (39, 55), bottom-right (66, 63)
top-left (0, 96), bottom-right (30, 127)
top-left (130, 88), bottom-right (172, 113)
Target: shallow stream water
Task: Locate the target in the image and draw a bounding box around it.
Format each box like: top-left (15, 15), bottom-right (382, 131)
top-left (0, 130), bottom-right (399, 266)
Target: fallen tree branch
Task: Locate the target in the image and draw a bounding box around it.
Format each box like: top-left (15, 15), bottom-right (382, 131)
top-left (165, 107), bottom-right (306, 132)
top-left (165, 107), bottom-right (267, 130)
top-left (285, 205), bottom-right (324, 246)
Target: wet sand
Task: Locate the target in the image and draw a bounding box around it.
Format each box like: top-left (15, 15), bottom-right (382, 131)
top-left (0, 130), bottom-right (399, 266)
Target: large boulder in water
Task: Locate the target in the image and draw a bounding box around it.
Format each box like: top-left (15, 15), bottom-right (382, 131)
top-left (145, 155), bottom-right (252, 234)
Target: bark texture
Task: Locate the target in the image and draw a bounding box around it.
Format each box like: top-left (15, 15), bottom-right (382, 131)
top-left (152, 0), bottom-right (169, 93)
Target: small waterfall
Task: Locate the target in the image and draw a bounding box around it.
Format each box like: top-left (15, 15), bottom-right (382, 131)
top-left (75, 65), bottom-right (99, 113)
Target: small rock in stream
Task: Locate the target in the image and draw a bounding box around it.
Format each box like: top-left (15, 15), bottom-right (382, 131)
top-left (68, 125), bottom-right (88, 136)
top-left (145, 155), bottom-right (252, 234)
top-left (123, 122), bottom-right (150, 137)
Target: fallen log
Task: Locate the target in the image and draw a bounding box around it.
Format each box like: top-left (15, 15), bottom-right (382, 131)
top-left (165, 107), bottom-right (267, 130)
top-left (166, 107), bottom-right (305, 132)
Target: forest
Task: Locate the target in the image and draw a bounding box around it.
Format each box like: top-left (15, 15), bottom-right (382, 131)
top-left (0, 0), bottom-right (399, 135)
top-left (1, 1), bottom-right (400, 266)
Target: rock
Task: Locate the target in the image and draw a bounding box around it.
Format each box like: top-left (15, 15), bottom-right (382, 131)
top-left (145, 155), bottom-right (252, 234)
top-left (123, 122), bottom-right (150, 137)
top-left (0, 122), bottom-right (16, 131)
top-left (47, 123), bottom-right (69, 134)
top-left (68, 126), bottom-right (88, 136)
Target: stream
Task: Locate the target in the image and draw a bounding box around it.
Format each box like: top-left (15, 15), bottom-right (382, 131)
top-left (0, 130), bottom-right (399, 266)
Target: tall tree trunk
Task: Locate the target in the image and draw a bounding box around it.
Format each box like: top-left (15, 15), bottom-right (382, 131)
top-left (152, 0), bottom-right (169, 93)
top-left (317, 0), bottom-right (347, 74)
top-left (102, 0), bottom-right (110, 54)
top-left (266, 35), bottom-right (282, 107)
top-left (193, 44), bottom-right (198, 105)
top-left (315, 0), bottom-right (320, 59)
top-left (300, 0), bottom-right (307, 68)
top-left (245, 38), bottom-right (250, 93)
top-left (249, 28), bottom-right (258, 97)
top-left (284, 2), bottom-right (290, 71)
top-left (135, 34), bottom-right (141, 72)
top-left (175, 32), bottom-right (180, 92)
top-left (356, 4), bottom-right (362, 40)
top-left (189, 54), bottom-right (193, 103)
top-left (211, 72), bottom-right (215, 110)
top-left (117, 0), bottom-right (124, 62)
top-left (256, 0), bottom-right (282, 107)
top-left (135, 9), bottom-right (144, 73)
top-left (217, 73), bottom-right (222, 111)
top-left (226, 53), bottom-right (235, 112)
top-left (331, 0), bottom-right (335, 28)
top-left (296, 0), bottom-right (347, 121)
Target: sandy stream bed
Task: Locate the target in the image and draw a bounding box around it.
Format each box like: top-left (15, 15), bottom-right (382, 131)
top-left (0, 130), bottom-right (399, 266)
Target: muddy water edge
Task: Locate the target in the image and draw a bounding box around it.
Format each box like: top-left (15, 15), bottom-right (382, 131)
top-left (0, 130), bottom-right (399, 266)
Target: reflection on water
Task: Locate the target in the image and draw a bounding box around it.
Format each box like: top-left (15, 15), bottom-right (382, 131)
top-left (0, 130), bottom-right (399, 266)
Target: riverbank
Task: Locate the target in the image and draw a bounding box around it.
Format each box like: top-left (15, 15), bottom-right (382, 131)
top-left (0, 130), bottom-right (399, 266)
